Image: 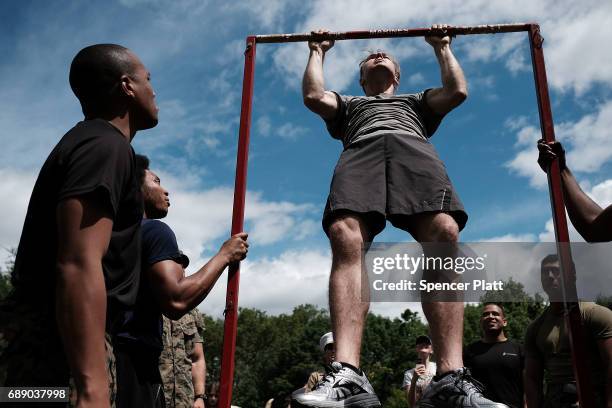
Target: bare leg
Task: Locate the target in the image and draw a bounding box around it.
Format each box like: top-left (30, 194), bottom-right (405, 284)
top-left (328, 214), bottom-right (371, 368)
top-left (411, 212), bottom-right (463, 374)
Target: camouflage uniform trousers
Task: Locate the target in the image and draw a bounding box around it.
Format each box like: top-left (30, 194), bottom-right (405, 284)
top-left (0, 295), bottom-right (116, 407)
top-left (159, 309), bottom-right (205, 408)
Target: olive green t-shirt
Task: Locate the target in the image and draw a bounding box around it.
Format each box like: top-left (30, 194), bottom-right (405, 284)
top-left (524, 302), bottom-right (612, 391)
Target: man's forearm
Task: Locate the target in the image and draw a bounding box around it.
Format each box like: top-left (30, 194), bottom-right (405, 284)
top-left (435, 44), bottom-right (467, 100)
top-left (56, 261), bottom-right (109, 404)
top-left (169, 254), bottom-right (229, 316)
top-left (524, 382), bottom-right (542, 407)
top-left (561, 168), bottom-right (605, 240)
top-left (191, 343), bottom-right (205, 396)
top-left (303, 49), bottom-right (326, 102)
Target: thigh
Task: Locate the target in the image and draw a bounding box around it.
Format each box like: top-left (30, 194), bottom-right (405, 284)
top-left (395, 211), bottom-right (459, 243)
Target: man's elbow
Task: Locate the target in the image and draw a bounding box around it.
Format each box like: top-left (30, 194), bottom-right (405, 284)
top-left (452, 88), bottom-right (468, 105)
top-left (303, 93), bottom-right (325, 110)
top-left (162, 300), bottom-right (189, 320)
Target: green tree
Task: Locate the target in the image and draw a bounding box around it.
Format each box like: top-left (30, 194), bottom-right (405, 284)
top-left (0, 248), bottom-right (15, 300)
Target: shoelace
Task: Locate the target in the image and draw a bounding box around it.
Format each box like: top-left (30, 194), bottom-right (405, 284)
top-left (313, 366), bottom-right (340, 390)
top-left (454, 371), bottom-right (485, 395)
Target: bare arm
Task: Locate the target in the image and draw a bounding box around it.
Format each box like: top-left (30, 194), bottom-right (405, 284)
top-left (149, 233), bottom-right (248, 319)
top-left (598, 337), bottom-right (612, 408)
top-left (537, 140), bottom-right (612, 242)
top-left (302, 30), bottom-right (339, 119)
top-left (406, 382), bottom-right (418, 408)
top-left (425, 24), bottom-right (468, 116)
top-left (191, 342), bottom-right (206, 408)
top-left (56, 194), bottom-right (112, 407)
top-left (524, 356), bottom-right (544, 408)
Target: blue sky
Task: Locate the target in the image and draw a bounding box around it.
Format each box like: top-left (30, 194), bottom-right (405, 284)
top-left (2, 0), bottom-right (612, 317)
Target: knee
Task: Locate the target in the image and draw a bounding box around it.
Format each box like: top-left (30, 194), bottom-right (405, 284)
top-left (433, 219), bottom-right (459, 243)
top-left (329, 218), bottom-right (365, 255)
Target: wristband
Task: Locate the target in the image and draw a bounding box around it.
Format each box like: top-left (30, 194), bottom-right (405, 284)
top-left (194, 394), bottom-right (207, 401)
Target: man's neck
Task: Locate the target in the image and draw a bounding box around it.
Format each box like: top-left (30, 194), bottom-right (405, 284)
top-left (365, 83), bottom-right (395, 96)
top-left (108, 115), bottom-right (135, 141)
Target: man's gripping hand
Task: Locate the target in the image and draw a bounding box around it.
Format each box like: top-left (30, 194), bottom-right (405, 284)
top-left (537, 139), bottom-right (567, 172)
top-left (308, 29), bottom-right (335, 54)
top-left (425, 24), bottom-right (452, 48)
top-left (219, 232), bottom-right (249, 264)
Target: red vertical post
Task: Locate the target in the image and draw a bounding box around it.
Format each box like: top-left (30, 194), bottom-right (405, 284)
top-left (528, 24), bottom-right (595, 406)
top-left (218, 35), bottom-right (257, 408)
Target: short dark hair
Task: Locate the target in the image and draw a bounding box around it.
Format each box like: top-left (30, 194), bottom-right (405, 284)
top-left (483, 302), bottom-right (505, 317)
top-left (69, 44), bottom-right (136, 116)
top-left (135, 154), bottom-right (150, 186)
top-left (541, 254), bottom-right (559, 267)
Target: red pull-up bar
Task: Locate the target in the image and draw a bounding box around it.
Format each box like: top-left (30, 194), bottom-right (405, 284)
top-left (219, 23), bottom-right (595, 408)
top-left (254, 23), bottom-right (533, 43)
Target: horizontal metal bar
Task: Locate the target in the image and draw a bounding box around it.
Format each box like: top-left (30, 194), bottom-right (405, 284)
top-left (254, 23), bottom-right (535, 43)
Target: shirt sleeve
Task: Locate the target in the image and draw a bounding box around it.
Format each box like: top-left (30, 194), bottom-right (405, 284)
top-left (402, 369), bottom-right (414, 388)
top-left (584, 303), bottom-right (612, 340)
top-left (324, 92), bottom-right (353, 140)
top-left (191, 309), bottom-right (204, 343)
top-left (58, 132), bottom-right (133, 216)
top-left (412, 89), bottom-right (445, 138)
top-left (141, 220), bottom-right (189, 267)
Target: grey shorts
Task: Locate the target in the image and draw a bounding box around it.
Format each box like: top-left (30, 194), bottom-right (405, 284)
top-left (323, 133), bottom-right (468, 237)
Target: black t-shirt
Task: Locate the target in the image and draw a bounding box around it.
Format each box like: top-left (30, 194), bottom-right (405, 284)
top-left (464, 340), bottom-right (524, 408)
top-left (11, 119), bottom-right (142, 332)
top-left (116, 219), bottom-right (189, 352)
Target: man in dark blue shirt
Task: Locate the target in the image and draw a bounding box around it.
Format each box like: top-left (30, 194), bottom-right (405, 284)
top-left (114, 155), bottom-right (248, 407)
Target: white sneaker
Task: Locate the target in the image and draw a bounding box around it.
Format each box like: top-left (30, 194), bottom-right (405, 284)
top-left (292, 362), bottom-right (381, 407)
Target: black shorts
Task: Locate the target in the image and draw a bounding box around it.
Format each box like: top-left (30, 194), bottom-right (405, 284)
top-left (323, 133), bottom-right (468, 237)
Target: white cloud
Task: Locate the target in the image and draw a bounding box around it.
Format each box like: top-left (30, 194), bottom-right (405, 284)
top-left (504, 125), bottom-right (547, 188)
top-left (159, 172), bottom-right (318, 258)
top-left (269, 0), bottom-right (612, 95)
top-left (276, 122), bottom-right (309, 140)
top-left (506, 100), bottom-right (612, 188)
top-left (557, 101), bottom-right (612, 173)
top-left (538, 179), bottom-right (612, 242)
top-left (194, 248), bottom-right (331, 317)
top-left (479, 233), bottom-right (537, 242)
top-left (0, 169), bottom-right (37, 264)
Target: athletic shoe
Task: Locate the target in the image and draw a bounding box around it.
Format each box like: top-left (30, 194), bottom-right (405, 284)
top-left (292, 361), bottom-right (381, 407)
top-left (418, 368), bottom-right (509, 408)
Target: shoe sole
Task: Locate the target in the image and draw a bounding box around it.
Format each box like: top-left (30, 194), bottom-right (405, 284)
top-left (292, 394), bottom-right (381, 408)
top-left (418, 399), bottom-right (510, 408)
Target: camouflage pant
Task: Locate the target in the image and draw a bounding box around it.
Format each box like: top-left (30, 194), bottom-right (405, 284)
top-left (0, 297), bottom-right (116, 407)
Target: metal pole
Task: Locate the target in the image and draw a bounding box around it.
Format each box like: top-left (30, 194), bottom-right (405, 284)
top-left (218, 35), bottom-right (256, 408)
top-left (255, 23), bottom-right (533, 43)
top-left (528, 24), bottom-right (596, 407)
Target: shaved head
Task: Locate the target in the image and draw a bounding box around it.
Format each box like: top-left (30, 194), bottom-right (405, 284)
top-left (69, 44), bottom-right (136, 116)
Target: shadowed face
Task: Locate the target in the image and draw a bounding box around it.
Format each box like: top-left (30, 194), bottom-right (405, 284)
top-left (323, 343), bottom-right (335, 365)
top-left (415, 341), bottom-right (433, 360)
top-left (541, 260), bottom-right (563, 298)
top-left (142, 169), bottom-right (169, 219)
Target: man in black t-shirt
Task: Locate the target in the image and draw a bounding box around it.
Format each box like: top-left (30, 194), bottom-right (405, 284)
top-left (464, 303), bottom-right (524, 408)
top-left (113, 155), bottom-right (248, 407)
top-left (0, 44), bottom-right (158, 407)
